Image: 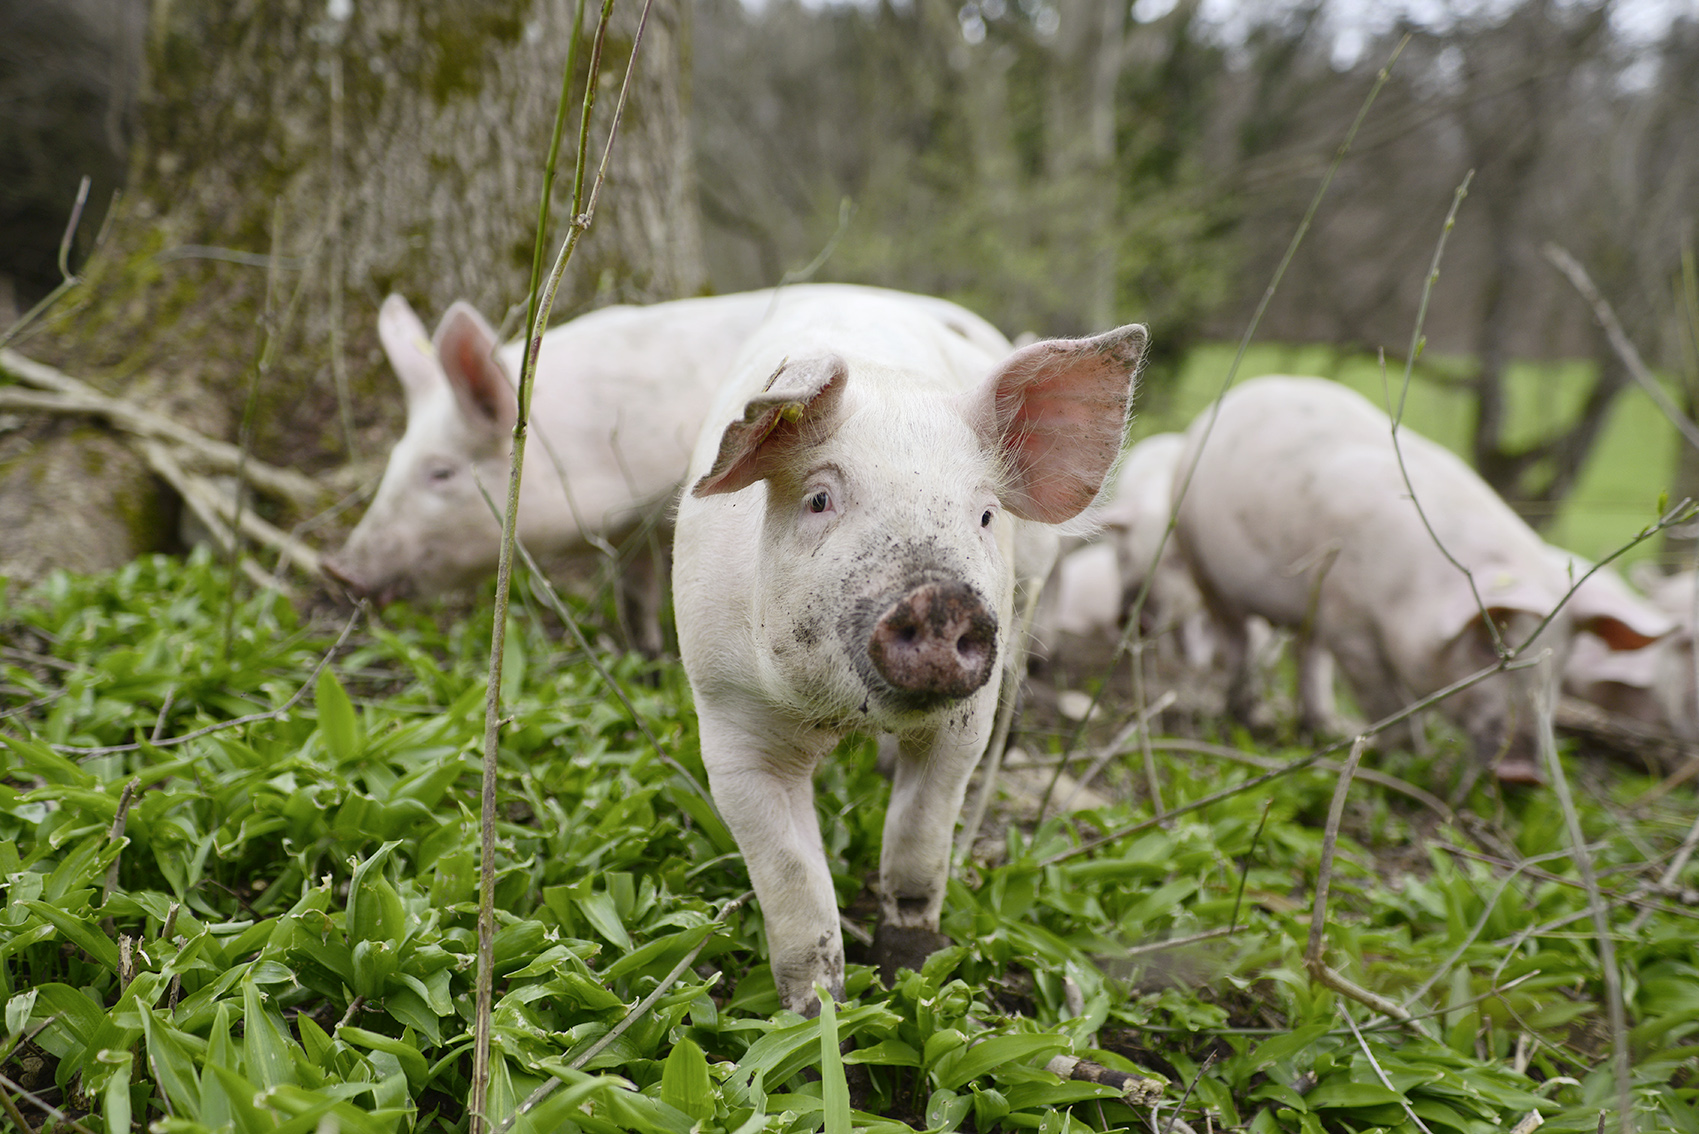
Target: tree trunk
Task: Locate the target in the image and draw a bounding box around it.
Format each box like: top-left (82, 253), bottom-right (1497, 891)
top-left (0, 0), bottom-right (702, 585)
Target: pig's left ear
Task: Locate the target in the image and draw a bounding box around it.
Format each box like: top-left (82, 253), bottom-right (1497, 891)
top-left (434, 302), bottom-right (517, 434)
top-left (1569, 577), bottom-right (1674, 651)
top-left (692, 355), bottom-right (848, 497)
top-left (974, 324), bottom-right (1147, 524)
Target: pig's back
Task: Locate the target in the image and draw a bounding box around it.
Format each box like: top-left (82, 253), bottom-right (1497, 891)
top-left (1175, 376), bottom-right (1549, 630)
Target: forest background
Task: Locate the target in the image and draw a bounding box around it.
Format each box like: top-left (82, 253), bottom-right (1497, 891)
top-left (3, 0), bottom-right (1698, 577)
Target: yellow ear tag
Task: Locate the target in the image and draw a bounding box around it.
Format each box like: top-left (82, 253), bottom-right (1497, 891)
top-left (1492, 570), bottom-right (1516, 591)
top-left (414, 333), bottom-right (435, 359)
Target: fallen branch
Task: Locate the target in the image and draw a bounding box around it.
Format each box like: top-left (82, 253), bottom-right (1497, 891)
top-left (1145, 737), bottom-right (1454, 822)
top-left (141, 439), bottom-right (323, 582)
top-left (0, 349), bottom-right (325, 510)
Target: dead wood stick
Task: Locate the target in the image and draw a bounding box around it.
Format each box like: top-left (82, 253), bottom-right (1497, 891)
top-left (141, 439), bottom-right (318, 588)
top-left (0, 350), bottom-right (325, 509)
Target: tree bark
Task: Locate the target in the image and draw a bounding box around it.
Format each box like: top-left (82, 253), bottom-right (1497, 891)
top-left (0, 0), bottom-right (702, 584)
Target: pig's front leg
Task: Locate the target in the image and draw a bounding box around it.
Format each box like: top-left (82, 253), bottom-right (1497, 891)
top-left (872, 688), bottom-right (997, 983)
top-left (698, 705), bottom-right (845, 1015)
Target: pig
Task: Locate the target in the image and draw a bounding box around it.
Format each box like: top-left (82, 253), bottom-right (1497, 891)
top-left (1030, 433), bottom-right (1211, 665)
top-left (1559, 559), bottom-right (1692, 738)
top-left (322, 290), bottom-right (784, 612)
top-left (1173, 376), bottom-right (1664, 783)
top-left (673, 288), bottom-right (1145, 1014)
top-left (1099, 432), bottom-right (1214, 665)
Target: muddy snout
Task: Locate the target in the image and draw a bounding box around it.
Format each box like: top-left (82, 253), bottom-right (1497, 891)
top-left (868, 581), bottom-right (998, 703)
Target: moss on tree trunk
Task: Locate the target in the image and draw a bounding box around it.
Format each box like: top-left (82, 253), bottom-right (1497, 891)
top-left (1, 0), bottom-right (702, 584)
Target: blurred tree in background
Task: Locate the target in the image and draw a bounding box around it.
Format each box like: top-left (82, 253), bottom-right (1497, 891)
top-left (0, 0), bottom-right (701, 583)
top-left (2, 0), bottom-right (1696, 576)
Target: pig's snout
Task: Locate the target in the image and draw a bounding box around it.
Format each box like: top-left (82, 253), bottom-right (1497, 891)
top-left (868, 581), bottom-right (998, 705)
top-left (322, 556), bottom-right (363, 594)
top-left (322, 556), bottom-right (404, 606)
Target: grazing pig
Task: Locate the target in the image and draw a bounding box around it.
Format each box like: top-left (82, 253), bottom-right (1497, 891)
top-left (1031, 434), bottom-right (1211, 665)
top-left (1173, 376), bottom-right (1663, 783)
top-left (323, 291), bottom-right (784, 611)
top-left (1099, 432), bottom-right (1213, 665)
top-left (673, 289), bottom-right (1145, 1014)
top-left (1560, 560), bottom-right (1692, 737)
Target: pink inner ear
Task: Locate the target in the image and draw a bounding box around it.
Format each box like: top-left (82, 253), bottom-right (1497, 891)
top-left (693, 356), bottom-right (848, 497)
top-left (987, 325), bottom-right (1145, 525)
top-left (1587, 616), bottom-right (1666, 651)
top-left (437, 308), bottom-right (515, 430)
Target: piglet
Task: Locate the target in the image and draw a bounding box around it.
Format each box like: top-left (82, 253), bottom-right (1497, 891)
top-left (1173, 376), bottom-right (1663, 784)
top-left (674, 288), bottom-right (1145, 1014)
top-left (323, 291), bottom-right (783, 618)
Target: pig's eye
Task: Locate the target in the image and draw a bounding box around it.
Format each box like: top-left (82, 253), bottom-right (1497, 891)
top-left (981, 508), bottom-right (994, 528)
top-left (806, 489), bottom-right (832, 514)
top-left (426, 464), bottom-right (455, 484)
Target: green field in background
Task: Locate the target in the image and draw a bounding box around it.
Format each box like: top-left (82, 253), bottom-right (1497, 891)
top-left (1134, 342), bottom-right (1682, 568)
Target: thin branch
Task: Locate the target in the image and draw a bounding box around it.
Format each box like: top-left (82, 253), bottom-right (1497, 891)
top-left (1144, 738), bottom-right (1454, 822)
top-left (140, 439), bottom-right (322, 583)
top-left (1383, 173), bottom-right (1505, 655)
top-left (956, 580), bottom-right (1043, 862)
top-left (1040, 651), bottom-right (1521, 869)
top-left (1061, 690), bottom-right (1178, 814)
top-left (1546, 243), bottom-right (1699, 453)
top-left (494, 891), bottom-right (753, 1134)
top-left (0, 354), bottom-right (324, 509)
top-left (1343, 1011), bottom-right (1436, 1134)
top-left (0, 176), bottom-right (93, 351)
top-left (1061, 35), bottom-right (1411, 764)
top-left (44, 608), bottom-right (363, 758)
top-left (1537, 684), bottom-right (1632, 1134)
top-left (473, 1), bottom-right (652, 1127)
top-left (0, 1070), bottom-right (99, 1134)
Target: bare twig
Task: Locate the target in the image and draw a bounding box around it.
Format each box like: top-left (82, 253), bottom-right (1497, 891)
top-left (494, 493), bottom-right (708, 800)
top-left (956, 580), bottom-right (1043, 862)
top-left (46, 608), bottom-right (363, 758)
top-left (1040, 652), bottom-right (1521, 869)
top-left (1384, 173), bottom-right (1505, 655)
top-left (0, 353), bottom-right (324, 509)
top-left (494, 891), bottom-right (752, 1134)
top-left (1628, 807), bottom-right (1699, 932)
top-left (1546, 243), bottom-right (1699, 454)
top-left (0, 1069), bottom-right (99, 1134)
top-left (1305, 736), bottom-right (1363, 966)
top-left (1302, 736), bottom-right (1428, 1031)
top-left (473, 1), bottom-right (650, 1127)
top-left (141, 437), bottom-right (321, 587)
top-left (0, 175), bottom-right (93, 351)
top-left (100, 778), bottom-right (140, 932)
top-left (1342, 1011), bottom-right (1436, 1134)
top-left (1143, 738), bottom-right (1454, 822)
top-left (1061, 690), bottom-right (1178, 814)
top-left (1061, 35), bottom-right (1411, 764)
top-left (1162, 1051), bottom-right (1215, 1134)
top-left (1537, 685), bottom-right (1632, 1134)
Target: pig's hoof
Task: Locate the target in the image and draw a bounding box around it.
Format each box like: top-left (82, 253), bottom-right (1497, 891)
top-left (872, 923), bottom-right (951, 985)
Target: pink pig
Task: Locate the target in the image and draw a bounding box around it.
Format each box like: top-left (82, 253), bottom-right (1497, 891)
top-left (324, 290), bottom-right (784, 608)
top-left (673, 288), bottom-right (1145, 1013)
top-left (1173, 376), bottom-right (1663, 783)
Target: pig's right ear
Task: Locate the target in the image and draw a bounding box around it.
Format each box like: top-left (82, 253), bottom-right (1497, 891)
top-left (974, 323), bottom-right (1147, 524)
top-left (434, 301), bottom-right (517, 435)
top-left (378, 294), bottom-right (442, 409)
top-left (691, 355), bottom-right (848, 497)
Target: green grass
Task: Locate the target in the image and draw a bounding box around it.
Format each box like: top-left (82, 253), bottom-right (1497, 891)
top-left (1136, 343), bottom-right (1680, 566)
top-left (3, 551), bottom-right (1699, 1132)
